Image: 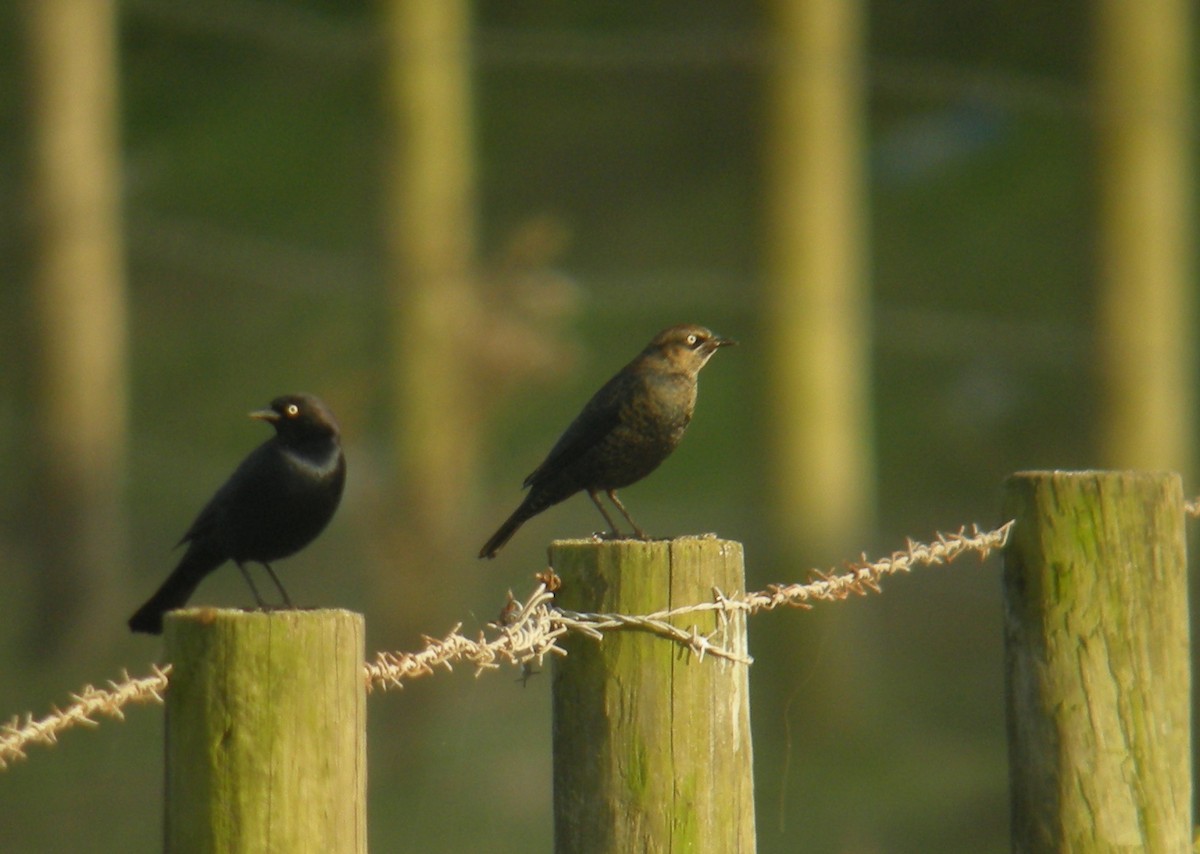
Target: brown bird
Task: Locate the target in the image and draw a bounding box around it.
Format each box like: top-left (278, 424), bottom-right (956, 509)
top-left (479, 324), bottom-right (734, 558)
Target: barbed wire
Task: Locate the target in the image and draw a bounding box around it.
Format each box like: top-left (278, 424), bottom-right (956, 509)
top-left (366, 522), bottom-right (1013, 689)
top-left (0, 666), bottom-right (171, 769)
top-left (0, 517), bottom-right (1039, 769)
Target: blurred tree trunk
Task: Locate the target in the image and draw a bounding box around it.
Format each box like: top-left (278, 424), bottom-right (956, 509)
top-left (24, 0), bottom-right (129, 658)
top-left (375, 2), bottom-right (481, 791)
top-left (759, 12), bottom-right (879, 840)
top-left (1094, 0), bottom-right (1195, 478)
top-left (381, 0), bottom-right (480, 547)
top-left (763, 0), bottom-right (873, 558)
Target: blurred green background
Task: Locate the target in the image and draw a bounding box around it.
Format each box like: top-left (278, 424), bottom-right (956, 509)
top-left (1, 1), bottom-right (1196, 852)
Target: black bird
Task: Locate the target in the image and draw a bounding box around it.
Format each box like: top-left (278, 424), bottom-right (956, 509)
top-left (480, 323), bottom-right (734, 558)
top-left (128, 393), bottom-right (346, 634)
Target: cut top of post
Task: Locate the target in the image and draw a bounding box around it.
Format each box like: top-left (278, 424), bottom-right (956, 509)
top-left (549, 536), bottom-right (746, 608)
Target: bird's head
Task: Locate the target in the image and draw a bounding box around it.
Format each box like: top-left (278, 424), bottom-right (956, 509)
top-left (646, 324), bottom-right (736, 375)
top-left (250, 394), bottom-right (340, 443)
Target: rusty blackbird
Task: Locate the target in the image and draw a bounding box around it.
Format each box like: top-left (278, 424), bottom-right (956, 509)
top-left (128, 393), bottom-right (346, 634)
top-left (479, 323), bottom-right (734, 558)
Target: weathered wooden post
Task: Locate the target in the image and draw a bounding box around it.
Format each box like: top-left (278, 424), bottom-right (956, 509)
top-left (1002, 471), bottom-right (1191, 852)
top-left (550, 537), bottom-right (756, 854)
top-left (163, 609), bottom-right (366, 853)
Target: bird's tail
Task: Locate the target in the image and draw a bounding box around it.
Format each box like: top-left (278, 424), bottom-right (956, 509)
top-left (479, 505), bottom-right (533, 559)
top-left (128, 547), bottom-right (222, 634)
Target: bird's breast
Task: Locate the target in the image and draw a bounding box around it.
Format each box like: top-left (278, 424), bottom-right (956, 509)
top-left (614, 373), bottom-right (695, 451)
top-left (227, 444), bottom-right (345, 562)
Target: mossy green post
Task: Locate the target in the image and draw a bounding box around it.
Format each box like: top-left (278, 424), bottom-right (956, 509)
top-left (163, 609), bottom-right (367, 854)
top-left (550, 537), bottom-right (756, 854)
top-left (1003, 471), bottom-right (1191, 853)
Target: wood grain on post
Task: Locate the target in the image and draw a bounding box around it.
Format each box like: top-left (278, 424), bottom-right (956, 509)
top-left (164, 609), bottom-right (366, 854)
top-left (550, 537), bottom-right (756, 854)
top-left (1002, 471), bottom-right (1191, 853)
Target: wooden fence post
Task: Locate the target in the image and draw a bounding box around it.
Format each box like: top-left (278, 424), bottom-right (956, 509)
top-left (550, 537), bottom-right (756, 854)
top-left (163, 609), bottom-right (366, 854)
top-left (1002, 471), bottom-right (1191, 852)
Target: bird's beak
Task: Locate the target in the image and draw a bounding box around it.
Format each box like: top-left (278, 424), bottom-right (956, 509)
top-left (714, 336), bottom-right (737, 348)
top-left (249, 408), bottom-right (280, 423)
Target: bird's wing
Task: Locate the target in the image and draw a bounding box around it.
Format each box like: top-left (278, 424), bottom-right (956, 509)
top-left (522, 371), bottom-right (628, 489)
top-left (176, 487), bottom-right (224, 548)
top-left (176, 440), bottom-right (275, 548)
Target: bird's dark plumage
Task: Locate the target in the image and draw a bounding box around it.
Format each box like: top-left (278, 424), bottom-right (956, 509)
top-left (128, 393), bottom-right (346, 634)
top-left (480, 324), bottom-right (734, 558)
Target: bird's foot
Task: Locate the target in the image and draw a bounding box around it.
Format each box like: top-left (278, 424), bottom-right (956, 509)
top-left (252, 603), bottom-right (292, 614)
top-left (591, 529), bottom-right (656, 542)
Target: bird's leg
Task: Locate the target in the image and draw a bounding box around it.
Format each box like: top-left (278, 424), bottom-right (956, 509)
top-left (236, 562), bottom-right (268, 608)
top-left (262, 562), bottom-right (294, 608)
top-left (607, 489), bottom-right (648, 540)
top-left (587, 489), bottom-right (623, 539)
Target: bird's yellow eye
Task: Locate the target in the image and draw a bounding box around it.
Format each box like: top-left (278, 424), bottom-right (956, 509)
top-left (286, 404), bottom-right (300, 417)
top-left (686, 334), bottom-right (698, 346)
